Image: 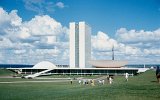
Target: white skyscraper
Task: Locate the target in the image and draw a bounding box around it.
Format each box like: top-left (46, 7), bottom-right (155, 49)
top-left (69, 22), bottom-right (91, 68)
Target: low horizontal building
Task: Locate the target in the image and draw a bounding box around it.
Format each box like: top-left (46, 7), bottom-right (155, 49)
top-left (7, 61), bottom-right (140, 77)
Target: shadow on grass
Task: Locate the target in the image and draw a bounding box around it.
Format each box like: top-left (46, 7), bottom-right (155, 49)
top-left (150, 81), bottom-right (158, 83)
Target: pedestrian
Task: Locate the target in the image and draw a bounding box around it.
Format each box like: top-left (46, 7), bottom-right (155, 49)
top-left (70, 79), bottom-right (73, 84)
top-left (125, 73), bottom-right (129, 81)
top-left (91, 79), bottom-right (95, 86)
top-left (109, 76), bottom-right (113, 84)
top-left (98, 80), bottom-right (102, 84)
top-left (156, 66), bottom-right (160, 83)
top-left (102, 80), bottom-right (104, 85)
top-left (83, 79), bottom-right (86, 85)
top-left (78, 79), bottom-right (81, 85)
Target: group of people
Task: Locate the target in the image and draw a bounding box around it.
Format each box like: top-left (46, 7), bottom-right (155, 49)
top-left (70, 72), bottom-right (130, 85)
top-left (70, 67), bottom-right (160, 86)
top-left (99, 73), bottom-right (129, 85)
top-left (125, 72), bottom-right (129, 81)
top-left (78, 79), bottom-right (95, 86)
top-left (98, 80), bottom-right (105, 85)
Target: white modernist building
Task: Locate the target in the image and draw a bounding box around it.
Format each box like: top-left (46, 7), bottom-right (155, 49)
top-left (7, 21), bottom-right (148, 78)
top-left (69, 22), bottom-right (91, 68)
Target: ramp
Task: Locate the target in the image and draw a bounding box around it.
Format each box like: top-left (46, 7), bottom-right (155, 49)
top-left (24, 69), bottom-right (53, 79)
top-left (137, 68), bottom-right (149, 73)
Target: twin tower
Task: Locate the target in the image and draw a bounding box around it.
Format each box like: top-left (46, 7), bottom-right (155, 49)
top-left (69, 22), bottom-right (91, 68)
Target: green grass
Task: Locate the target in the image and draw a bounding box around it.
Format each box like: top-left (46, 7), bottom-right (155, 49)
top-left (0, 70), bottom-right (160, 100)
top-left (0, 68), bottom-right (14, 76)
top-left (40, 74), bottom-right (103, 79)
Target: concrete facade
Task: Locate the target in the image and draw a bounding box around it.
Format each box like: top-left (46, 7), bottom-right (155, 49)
top-left (69, 22), bottom-right (91, 68)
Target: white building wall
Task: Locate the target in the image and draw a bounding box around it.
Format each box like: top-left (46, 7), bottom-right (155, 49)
top-left (69, 22), bottom-right (75, 68)
top-left (79, 22), bottom-right (91, 68)
top-left (69, 21), bottom-right (91, 68)
top-left (79, 22), bottom-right (85, 68)
top-left (85, 24), bottom-right (91, 68)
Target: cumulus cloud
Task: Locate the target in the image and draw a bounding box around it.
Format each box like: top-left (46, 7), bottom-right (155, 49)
top-left (116, 28), bottom-right (160, 44)
top-left (0, 8), bottom-right (22, 26)
top-left (92, 31), bottom-right (117, 51)
top-left (0, 7), bottom-right (69, 64)
top-left (14, 49), bottom-right (26, 54)
top-left (144, 49), bottom-right (160, 55)
top-left (91, 29), bottom-right (160, 64)
top-left (23, 15), bottom-right (65, 36)
top-left (0, 8), bottom-right (22, 36)
top-left (116, 28), bottom-right (160, 50)
top-left (0, 37), bottom-right (14, 49)
top-left (91, 31), bottom-right (139, 55)
top-left (18, 27), bottom-right (31, 39)
top-left (0, 7), bottom-right (159, 64)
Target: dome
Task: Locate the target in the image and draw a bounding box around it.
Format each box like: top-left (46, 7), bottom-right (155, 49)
top-left (89, 60), bottom-right (128, 68)
top-left (33, 61), bottom-right (56, 69)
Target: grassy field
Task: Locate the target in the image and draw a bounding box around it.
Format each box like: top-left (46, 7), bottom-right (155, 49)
top-left (0, 69), bottom-right (160, 100)
top-left (0, 68), bottom-right (14, 76)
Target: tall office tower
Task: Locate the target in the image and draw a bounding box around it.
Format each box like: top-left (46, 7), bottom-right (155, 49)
top-left (69, 22), bottom-right (91, 68)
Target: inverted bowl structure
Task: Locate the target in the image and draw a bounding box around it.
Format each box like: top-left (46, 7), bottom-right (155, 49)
top-left (89, 60), bottom-right (128, 68)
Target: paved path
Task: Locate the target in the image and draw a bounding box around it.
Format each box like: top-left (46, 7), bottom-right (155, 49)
top-left (0, 80), bottom-right (72, 84)
top-left (0, 76), bottom-right (16, 78)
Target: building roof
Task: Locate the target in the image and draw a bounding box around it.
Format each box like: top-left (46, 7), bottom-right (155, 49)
top-left (89, 60), bottom-right (128, 68)
top-left (7, 67), bottom-right (140, 71)
top-left (32, 61), bottom-right (56, 69)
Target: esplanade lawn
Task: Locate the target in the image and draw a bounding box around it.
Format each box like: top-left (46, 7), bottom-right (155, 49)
top-left (0, 69), bottom-right (160, 100)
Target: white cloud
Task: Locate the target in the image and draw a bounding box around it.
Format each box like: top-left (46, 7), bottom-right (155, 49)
top-left (18, 27), bottom-right (30, 39)
top-left (0, 8), bottom-right (22, 36)
top-left (14, 49), bottom-right (26, 54)
top-left (92, 31), bottom-right (118, 51)
top-left (124, 46), bottom-right (141, 55)
top-left (91, 31), bottom-right (138, 55)
top-left (61, 49), bottom-right (69, 60)
top-left (35, 48), bottom-right (60, 56)
top-left (23, 15), bottom-right (64, 36)
top-left (92, 31), bottom-right (123, 60)
top-left (23, 0), bottom-right (47, 14)
top-left (0, 37), bottom-right (14, 49)
top-left (0, 7), bottom-right (69, 64)
top-left (144, 49), bottom-right (160, 55)
top-left (116, 28), bottom-right (160, 43)
top-left (46, 36), bottom-right (57, 44)
top-left (56, 2), bottom-right (65, 8)
top-left (0, 7), bottom-right (159, 64)
top-left (23, 0), bottom-right (67, 14)
top-left (115, 28), bottom-right (160, 57)
top-left (91, 30), bottom-right (160, 64)
top-left (0, 8), bottom-right (22, 26)
top-left (116, 28), bottom-right (160, 63)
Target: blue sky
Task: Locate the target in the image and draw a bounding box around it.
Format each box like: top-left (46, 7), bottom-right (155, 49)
top-left (0, 0), bottom-right (160, 65)
top-left (1, 0), bottom-right (160, 36)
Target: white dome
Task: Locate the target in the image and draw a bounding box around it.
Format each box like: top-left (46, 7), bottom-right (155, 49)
top-left (33, 61), bottom-right (56, 69)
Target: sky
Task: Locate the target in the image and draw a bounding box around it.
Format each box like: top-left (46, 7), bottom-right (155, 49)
top-left (0, 0), bottom-right (160, 65)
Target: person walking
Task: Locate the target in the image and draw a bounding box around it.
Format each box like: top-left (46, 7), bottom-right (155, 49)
top-left (125, 73), bottom-right (129, 81)
top-left (70, 79), bottom-right (73, 84)
top-left (91, 79), bottom-right (95, 86)
top-left (102, 80), bottom-right (105, 85)
top-left (156, 66), bottom-right (160, 83)
top-left (109, 76), bottom-right (113, 84)
top-left (78, 79), bottom-right (81, 85)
